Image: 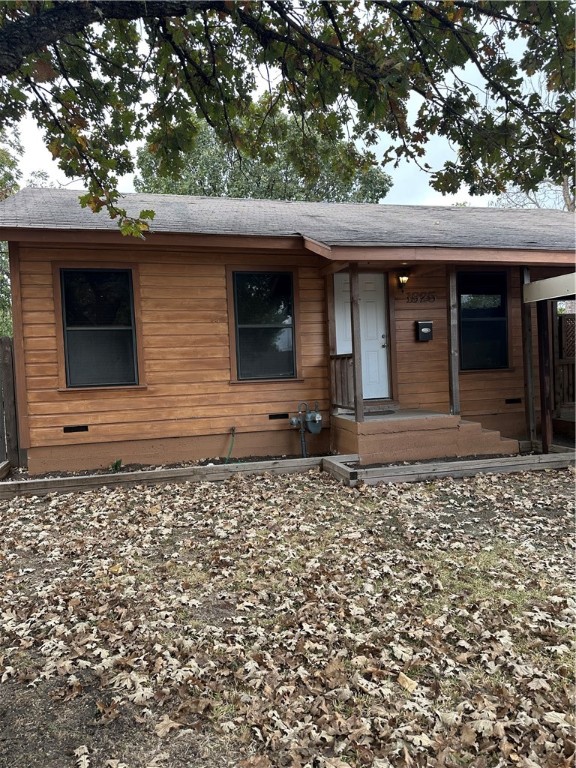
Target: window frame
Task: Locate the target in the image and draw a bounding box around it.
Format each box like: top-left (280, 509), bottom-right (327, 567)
top-left (457, 269), bottom-right (511, 372)
top-left (226, 266), bottom-right (302, 383)
top-left (54, 263), bottom-right (146, 391)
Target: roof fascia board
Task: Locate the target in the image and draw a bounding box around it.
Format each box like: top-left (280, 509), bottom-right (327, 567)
top-left (0, 229), bottom-right (306, 251)
top-left (327, 246), bottom-right (575, 265)
top-left (0, 229), bottom-right (571, 265)
top-left (302, 236), bottom-right (332, 258)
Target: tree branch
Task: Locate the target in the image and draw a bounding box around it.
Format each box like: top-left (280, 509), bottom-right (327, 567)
top-left (0, 0), bottom-right (221, 76)
top-left (410, 0), bottom-right (569, 141)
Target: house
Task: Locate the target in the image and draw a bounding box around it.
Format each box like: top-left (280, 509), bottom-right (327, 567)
top-left (0, 188), bottom-right (573, 474)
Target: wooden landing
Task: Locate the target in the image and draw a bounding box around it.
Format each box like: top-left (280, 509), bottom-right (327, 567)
top-left (323, 452), bottom-right (575, 486)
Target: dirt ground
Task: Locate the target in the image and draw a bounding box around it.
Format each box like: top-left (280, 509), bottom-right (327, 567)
top-left (0, 467), bottom-right (574, 767)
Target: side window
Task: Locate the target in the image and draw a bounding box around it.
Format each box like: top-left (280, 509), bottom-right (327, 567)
top-left (458, 271), bottom-right (508, 371)
top-left (233, 271), bottom-right (296, 380)
top-left (61, 268), bottom-right (138, 387)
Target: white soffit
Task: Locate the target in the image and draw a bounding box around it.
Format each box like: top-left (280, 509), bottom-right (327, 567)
top-left (523, 272), bottom-right (576, 303)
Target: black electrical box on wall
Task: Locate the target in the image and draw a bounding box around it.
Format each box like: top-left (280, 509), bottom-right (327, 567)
top-left (415, 321), bottom-right (433, 341)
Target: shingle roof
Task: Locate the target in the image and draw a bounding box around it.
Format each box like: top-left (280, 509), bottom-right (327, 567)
top-left (0, 187), bottom-right (573, 251)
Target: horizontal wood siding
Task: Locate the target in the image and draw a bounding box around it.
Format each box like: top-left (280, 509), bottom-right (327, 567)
top-left (392, 267), bottom-right (450, 412)
top-left (19, 245), bottom-right (329, 452)
top-left (17, 242), bottom-right (566, 468)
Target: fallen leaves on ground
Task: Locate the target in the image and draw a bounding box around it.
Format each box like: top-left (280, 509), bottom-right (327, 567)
top-left (0, 467), bottom-right (574, 767)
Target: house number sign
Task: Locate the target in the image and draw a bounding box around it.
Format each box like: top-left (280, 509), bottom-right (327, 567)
top-left (406, 292), bottom-right (436, 303)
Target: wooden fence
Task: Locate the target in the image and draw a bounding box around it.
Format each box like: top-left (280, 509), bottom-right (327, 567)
top-left (0, 337), bottom-right (19, 466)
top-left (554, 314), bottom-right (575, 413)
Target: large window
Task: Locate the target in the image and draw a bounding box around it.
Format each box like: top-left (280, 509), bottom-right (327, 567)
top-left (233, 271), bottom-right (296, 380)
top-left (61, 268), bottom-right (138, 387)
top-left (458, 271), bottom-right (508, 371)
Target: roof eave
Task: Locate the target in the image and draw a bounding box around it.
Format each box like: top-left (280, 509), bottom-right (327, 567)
top-left (0, 228), bottom-right (308, 252)
top-left (0, 227), bottom-right (571, 265)
top-left (325, 245), bottom-right (575, 265)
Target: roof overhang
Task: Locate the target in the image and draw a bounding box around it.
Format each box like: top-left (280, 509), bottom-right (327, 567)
top-left (322, 245), bottom-right (575, 266)
top-left (0, 228), bottom-right (307, 252)
top-left (1, 227), bottom-right (572, 269)
top-left (523, 272), bottom-right (576, 303)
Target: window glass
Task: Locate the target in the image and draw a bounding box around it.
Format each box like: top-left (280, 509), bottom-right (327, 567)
top-left (235, 272), bottom-right (293, 326)
top-left (61, 269), bottom-right (138, 387)
top-left (458, 271), bottom-right (508, 370)
top-left (63, 270), bottom-right (133, 326)
top-left (460, 294), bottom-right (504, 315)
top-left (234, 272), bottom-right (295, 380)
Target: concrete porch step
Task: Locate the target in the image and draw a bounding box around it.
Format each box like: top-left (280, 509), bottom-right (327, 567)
top-left (459, 421), bottom-right (519, 454)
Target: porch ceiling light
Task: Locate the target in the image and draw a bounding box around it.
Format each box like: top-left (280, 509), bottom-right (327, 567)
top-left (397, 268), bottom-right (410, 291)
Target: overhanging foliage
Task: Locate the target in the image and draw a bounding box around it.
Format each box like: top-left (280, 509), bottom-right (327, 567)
top-left (0, 1), bottom-right (573, 234)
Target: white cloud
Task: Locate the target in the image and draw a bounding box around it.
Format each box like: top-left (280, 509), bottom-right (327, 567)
top-left (18, 114), bottom-right (135, 193)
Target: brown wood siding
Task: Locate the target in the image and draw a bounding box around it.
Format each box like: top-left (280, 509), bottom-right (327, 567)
top-left (392, 267), bottom-right (451, 412)
top-left (16, 240), bottom-right (569, 467)
top-left (19, 244), bottom-right (329, 451)
top-left (28, 429), bottom-right (330, 474)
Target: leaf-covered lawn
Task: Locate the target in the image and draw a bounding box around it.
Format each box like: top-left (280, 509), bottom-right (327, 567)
top-left (0, 468), bottom-right (574, 768)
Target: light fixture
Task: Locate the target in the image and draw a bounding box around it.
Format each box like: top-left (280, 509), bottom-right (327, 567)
top-left (397, 268), bottom-right (410, 291)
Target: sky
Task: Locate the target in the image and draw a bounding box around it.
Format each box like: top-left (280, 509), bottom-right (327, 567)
top-left (18, 113), bottom-right (494, 208)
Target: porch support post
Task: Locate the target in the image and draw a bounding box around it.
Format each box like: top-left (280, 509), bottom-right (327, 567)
top-left (325, 273), bottom-right (336, 356)
top-left (448, 269), bottom-right (461, 415)
top-left (536, 299), bottom-right (553, 453)
top-left (326, 273), bottom-right (337, 412)
top-left (350, 264), bottom-right (364, 423)
top-left (521, 268), bottom-right (537, 444)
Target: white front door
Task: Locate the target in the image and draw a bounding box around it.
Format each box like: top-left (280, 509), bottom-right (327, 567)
top-left (334, 272), bottom-right (390, 399)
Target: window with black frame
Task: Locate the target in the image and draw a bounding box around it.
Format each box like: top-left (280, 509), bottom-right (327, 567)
top-left (233, 271), bottom-right (296, 380)
top-left (458, 271), bottom-right (508, 371)
top-left (61, 268), bottom-right (138, 387)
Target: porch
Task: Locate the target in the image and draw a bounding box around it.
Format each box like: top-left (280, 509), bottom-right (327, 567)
top-left (327, 264), bottom-right (521, 465)
top-left (327, 265), bottom-right (575, 465)
top-left (330, 408), bottom-right (519, 465)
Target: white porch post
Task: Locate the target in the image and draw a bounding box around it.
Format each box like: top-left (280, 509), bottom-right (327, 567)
top-left (350, 264), bottom-right (364, 423)
top-left (448, 269), bottom-right (461, 415)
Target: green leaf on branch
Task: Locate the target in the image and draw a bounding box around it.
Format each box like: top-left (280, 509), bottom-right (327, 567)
top-left (0, 0), bottom-right (571, 228)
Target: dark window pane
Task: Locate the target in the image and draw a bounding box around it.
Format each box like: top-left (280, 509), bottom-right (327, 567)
top-left (61, 269), bottom-right (138, 387)
top-left (458, 271), bottom-right (505, 296)
top-left (66, 329), bottom-right (137, 387)
top-left (458, 271), bottom-right (508, 370)
top-left (235, 273), bottom-right (293, 326)
top-left (460, 320), bottom-right (508, 370)
top-left (237, 328), bottom-right (295, 379)
top-left (234, 271), bottom-right (296, 380)
top-left (63, 270), bottom-right (133, 326)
